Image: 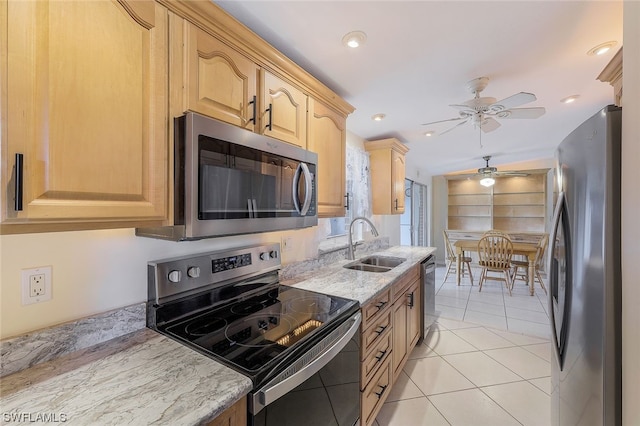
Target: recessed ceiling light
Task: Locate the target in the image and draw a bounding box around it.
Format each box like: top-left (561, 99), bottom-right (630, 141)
top-left (424, 130), bottom-right (435, 137)
top-left (342, 31), bottom-right (367, 48)
top-left (587, 41), bottom-right (617, 56)
top-left (560, 95), bottom-right (580, 104)
top-left (371, 113), bottom-right (386, 121)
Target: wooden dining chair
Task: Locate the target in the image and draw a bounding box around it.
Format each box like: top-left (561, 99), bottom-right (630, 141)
top-left (511, 234), bottom-right (548, 294)
top-left (443, 230), bottom-right (474, 285)
top-left (477, 233), bottom-right (514, 295)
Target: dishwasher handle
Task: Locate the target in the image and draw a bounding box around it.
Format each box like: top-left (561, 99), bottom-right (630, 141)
top-left (422, 256), bottom-right (436, 274)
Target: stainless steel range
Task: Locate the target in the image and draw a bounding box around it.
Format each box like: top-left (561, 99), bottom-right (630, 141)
top-left (147, 243), bottom-right (361, 426)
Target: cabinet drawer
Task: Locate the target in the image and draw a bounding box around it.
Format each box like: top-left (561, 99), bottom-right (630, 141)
top-left (392, 265), bottom-right (419, 302)
top-left (361, 289), bottom-right (391, 331)
top-left (361, 358), bottom-right (392, 426)
top-left (361, 328), bottom-right (392, 389)
top-left (361, 308), bottom-right (392, 356)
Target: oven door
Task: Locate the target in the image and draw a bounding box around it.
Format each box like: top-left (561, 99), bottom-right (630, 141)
top-left (250, 312), bottom-right (361, 426)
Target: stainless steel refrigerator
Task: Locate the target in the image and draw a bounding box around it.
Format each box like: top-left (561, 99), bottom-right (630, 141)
top-left (549, 105), bottom-right (621, 425)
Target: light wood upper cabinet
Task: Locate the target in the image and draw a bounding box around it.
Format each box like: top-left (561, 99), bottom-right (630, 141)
top-left (180, 21), bottom-right (258, 131)
top-left (1, 0), bottom-right (168, 233)
top-left (261, 71), bottom-right (308, 148)
top-left (308, 98), bottom-right (347, 218)
top-left (364, 138), bottom-right (410, 215)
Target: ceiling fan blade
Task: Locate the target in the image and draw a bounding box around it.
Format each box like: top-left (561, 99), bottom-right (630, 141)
top-left (498, 107), bottom-right (546, 119)
top-left (480, 116), bottom-right (501, 133)
top-left (439, 118), bottom-right (470, 135)
top-left (421, 117), bottom-right (465, 126)
top-left (495, 171), bottom-right (529, 176)
top-left (489, 92), bottom-right (537, 111)
top-left (449, 104), bottom-right (475, 111)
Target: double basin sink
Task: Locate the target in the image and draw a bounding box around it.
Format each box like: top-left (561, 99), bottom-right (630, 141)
top-left (343, 255), bottom-right (406, 273)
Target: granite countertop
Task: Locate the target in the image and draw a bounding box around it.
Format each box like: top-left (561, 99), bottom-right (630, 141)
top-left (283, 246), bottom-right (437, 305)
top-left (0, 245), bottom-right (435, 426)
top-left (0, 328), bottom-right (252, 426)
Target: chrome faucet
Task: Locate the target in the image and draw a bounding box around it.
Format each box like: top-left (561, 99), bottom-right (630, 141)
top-left (347, 216), bottom-right (379, 260)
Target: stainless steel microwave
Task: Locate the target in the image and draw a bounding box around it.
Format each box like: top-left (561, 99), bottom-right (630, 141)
top-left (136, 112), bottom-right (317, 241)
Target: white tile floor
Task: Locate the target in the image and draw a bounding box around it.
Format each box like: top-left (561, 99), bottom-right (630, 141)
top-left (374, 265), bottom-right (552, 426)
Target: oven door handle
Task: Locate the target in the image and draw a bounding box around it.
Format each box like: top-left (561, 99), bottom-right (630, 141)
top-left (251, 311), bottom-right (361, 414)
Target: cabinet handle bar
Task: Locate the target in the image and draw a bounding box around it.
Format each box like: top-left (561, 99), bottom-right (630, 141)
top-left (14, 153), bottom-right (23, 211)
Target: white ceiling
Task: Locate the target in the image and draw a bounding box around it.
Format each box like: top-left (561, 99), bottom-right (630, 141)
top-left (215, 1), bottom-right (623, 177)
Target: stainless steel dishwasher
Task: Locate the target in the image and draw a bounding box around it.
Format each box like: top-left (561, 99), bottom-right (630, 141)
top-left (420, 254), bottom-right (436, 340)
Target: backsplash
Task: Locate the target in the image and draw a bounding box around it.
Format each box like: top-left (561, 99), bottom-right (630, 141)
top-left (1, 237), bottom-right (389, 377)
top-left (280, 237), bottom-right (389, 281)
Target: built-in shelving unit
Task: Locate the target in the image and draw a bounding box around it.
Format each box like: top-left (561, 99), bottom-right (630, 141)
top-left (447, 173), bottom-right (546, 232)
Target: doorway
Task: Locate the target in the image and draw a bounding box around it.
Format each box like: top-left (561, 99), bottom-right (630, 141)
top-left (400, 179), bottom-right (429, 246)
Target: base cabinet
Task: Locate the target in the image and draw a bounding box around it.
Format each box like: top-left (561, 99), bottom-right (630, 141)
top-left (207, 397), bottom-right (246, 426)
top-left (359, 265), bottom-right (422, 425)
top-left (391, 266), bottom-right (421, 378)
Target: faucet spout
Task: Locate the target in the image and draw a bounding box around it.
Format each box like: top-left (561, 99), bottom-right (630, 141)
top-left (347, 216), bottom-right (379, 260)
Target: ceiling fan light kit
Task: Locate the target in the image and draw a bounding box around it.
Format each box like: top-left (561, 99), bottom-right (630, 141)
top-left (421, 77), bottom-right (546, 136)
top-left (480, 177), bottom-right (496, 187)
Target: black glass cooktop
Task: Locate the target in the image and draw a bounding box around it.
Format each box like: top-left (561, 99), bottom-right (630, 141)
top-left (161, 285), bottom-right (358, 379)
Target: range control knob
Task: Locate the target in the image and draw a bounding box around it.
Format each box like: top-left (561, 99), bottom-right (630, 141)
top-left (168, 270), bottom-right (182, 283)
top-left (187, 266), bottom-right (200, 278)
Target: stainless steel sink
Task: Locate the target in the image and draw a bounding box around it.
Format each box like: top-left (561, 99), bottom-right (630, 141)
top-left (359, 256), bottom-right (406, 268)
top-left (343, 255), bottom-right (406, 273)
top-left (343, 264), bottom-right (392, 273)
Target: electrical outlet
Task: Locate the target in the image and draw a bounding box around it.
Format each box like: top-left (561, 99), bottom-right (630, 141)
top-left (21, 266), bottom-right (52, 305)
top-left (30, 274), bottom-right (46, 296)
top-left (282, 237), bottom-right (293, 252)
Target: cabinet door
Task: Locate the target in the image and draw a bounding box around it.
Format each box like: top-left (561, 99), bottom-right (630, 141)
top-left (3, 0), bottom-right (168, 229)
top-left (407, 279), bottom-right (421, 350)
top-left (308, 98), bottom-right (346, 217)
top-left (392, 149), bottom-right (406, 213)
top-left (261, 71), bottom-right (307, 148)
top-left (392, 298), bottom-right (408, 378)
top-left (207, 397), bottom-right (246, 426)
top-left (183, 22), bottom-right (258, 131)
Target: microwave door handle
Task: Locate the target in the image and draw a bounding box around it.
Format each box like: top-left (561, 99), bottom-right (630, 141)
top-left (298, 163), bottom-right (313, 216)
top-left (292, 164), bottom-right (303, 214)
top-left (252, 199), bottom-right (258, 217)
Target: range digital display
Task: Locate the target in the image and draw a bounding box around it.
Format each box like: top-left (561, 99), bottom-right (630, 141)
top-left (212, 253), bottom-right (252, 273)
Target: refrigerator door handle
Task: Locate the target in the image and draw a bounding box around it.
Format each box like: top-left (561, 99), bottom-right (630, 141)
top-left (548, 191), bottom-right (571, 370)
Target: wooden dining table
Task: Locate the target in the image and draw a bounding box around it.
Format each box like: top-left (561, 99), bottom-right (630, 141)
top-left (454, 239), bottom-right (539, 296)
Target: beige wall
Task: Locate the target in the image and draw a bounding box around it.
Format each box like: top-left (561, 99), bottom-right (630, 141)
top-left (622, 1), bottom-right (639, 422)
top-left (0, 131), bottom-right (401, 339)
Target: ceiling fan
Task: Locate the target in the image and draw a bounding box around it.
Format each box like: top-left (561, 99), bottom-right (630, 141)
top-left (476, 155), bottom-right (528, 186)
top-left (422, 77), bottom-right (545, 135)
